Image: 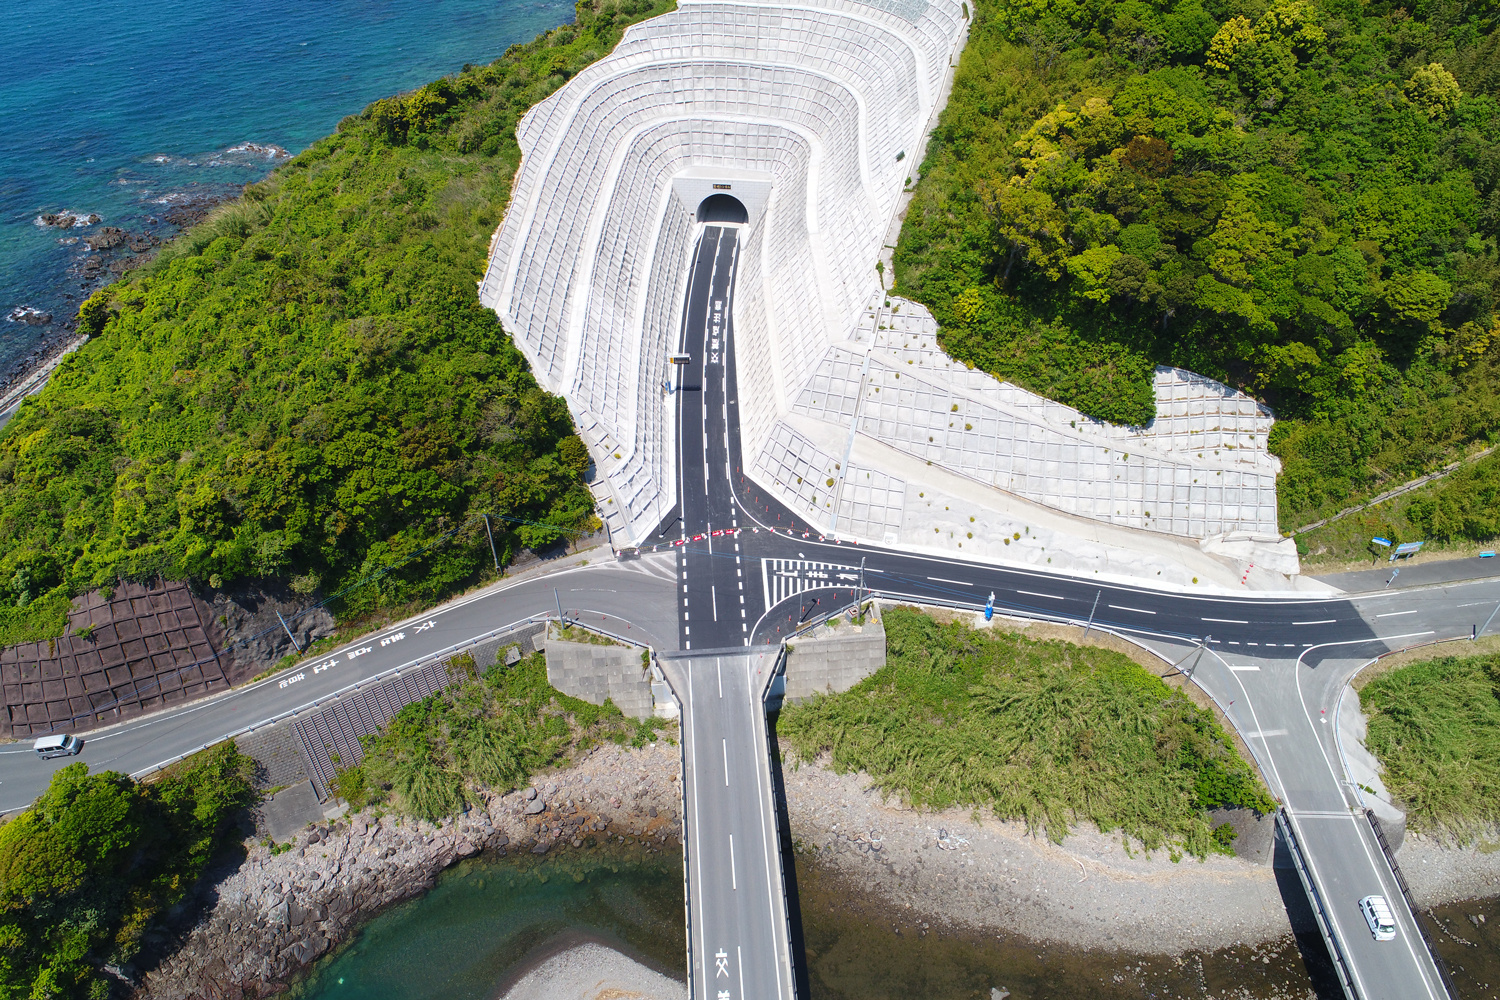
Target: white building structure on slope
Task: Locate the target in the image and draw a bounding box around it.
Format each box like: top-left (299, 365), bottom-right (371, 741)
top-left (480, 0), bottom-right (1296, 580)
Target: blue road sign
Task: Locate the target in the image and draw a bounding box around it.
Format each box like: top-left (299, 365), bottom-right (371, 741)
top-left (1372, 537), bottom-right (1392, 547)
top-left (985, 592), bottom-right (994, 621)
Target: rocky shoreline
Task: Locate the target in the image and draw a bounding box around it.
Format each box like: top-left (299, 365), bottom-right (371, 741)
top-left (131, 735), bottom-right (1500, 998)
top-left (132, 740), bottom-right (685, 1000)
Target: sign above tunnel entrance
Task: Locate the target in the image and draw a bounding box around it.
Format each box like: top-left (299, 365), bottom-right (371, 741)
top-left (673, 168), bottom-right (772, 228)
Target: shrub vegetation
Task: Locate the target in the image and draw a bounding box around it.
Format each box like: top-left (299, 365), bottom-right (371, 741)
top-left (0, 0), bottom-right (676, 642)
top-left (777, 607), bottom-right (1274, 857)
top-left (0, 745), bottom-right (255, 999)
top-left (897, 0), bottom-right (1500, 532)
top-left (1360, 652), bottom-right (1500, 839)
top-left (343, 651), bottom-right (661, 821)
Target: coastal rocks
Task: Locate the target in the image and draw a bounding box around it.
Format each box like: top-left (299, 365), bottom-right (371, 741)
top-left (132, 741), bottom-right (685, 1000)
top-left (36, 210), bottom-right (101, 228)
top-left (222, 142), bottom-right (291, 161)
top-left (83, 226), bottom-right (128, 250)
top-left (5, 306), bottom-right (52, 326)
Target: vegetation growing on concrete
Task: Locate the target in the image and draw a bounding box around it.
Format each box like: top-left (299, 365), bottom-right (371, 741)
top-left (777, 607), bottom-right (1274, 857)
top-left (0, 0), bottom-right (677, 645)
top-left (339, 652), bottom-right (662, 821)
top-left (897, 0), bottom-right (1500, 537)
top-left (1360, 651), bottom-right (1500, 840)
top-left (0, 745), bottom-right (255, 1000)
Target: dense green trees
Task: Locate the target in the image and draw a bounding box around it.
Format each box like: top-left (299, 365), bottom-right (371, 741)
top-left (0, 746), bottom-right (255, 999)
top-left (778, 608), bottom-right (1274, 857)
top-left (0, 0), bottom-right (675, 643)
top-left (897, 0), bottom-right (1500, 531)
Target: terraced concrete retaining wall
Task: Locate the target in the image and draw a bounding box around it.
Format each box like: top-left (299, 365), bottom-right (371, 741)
top-left (785, 619), bottom-right (885, 701)
top-left (543, 632), bottom-right (653, 719)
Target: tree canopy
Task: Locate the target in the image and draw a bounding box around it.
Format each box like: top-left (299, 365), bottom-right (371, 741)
top-left (0, 747), bottom-right (255, 999)
top-left (897, 0), bottom-right (1500, 532)
top-left (0, 0), bottom-right (675, 643)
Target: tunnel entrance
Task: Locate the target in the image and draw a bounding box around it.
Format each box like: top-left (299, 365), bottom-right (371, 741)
top-left (696, 193), bottom-right (748, 225)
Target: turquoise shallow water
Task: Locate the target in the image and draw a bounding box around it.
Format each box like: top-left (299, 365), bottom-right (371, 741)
top-left (1, 0), bottom-right (573, 373)
top-left (291, 848), bottom-right (687, 1000)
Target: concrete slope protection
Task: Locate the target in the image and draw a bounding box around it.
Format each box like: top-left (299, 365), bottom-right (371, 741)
top-left (479, 0), bottom-right (1300, 588)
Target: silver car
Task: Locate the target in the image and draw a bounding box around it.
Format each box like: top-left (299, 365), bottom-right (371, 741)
top-left (1359, 894), bottom-right (1397, 941)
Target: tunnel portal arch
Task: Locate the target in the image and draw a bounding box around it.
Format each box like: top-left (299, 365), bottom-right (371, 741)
top-left (696, 193), bottom-right (749, 225)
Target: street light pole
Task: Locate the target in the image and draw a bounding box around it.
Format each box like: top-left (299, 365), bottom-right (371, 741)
top-left (482, 514), bottom-right (500, 572)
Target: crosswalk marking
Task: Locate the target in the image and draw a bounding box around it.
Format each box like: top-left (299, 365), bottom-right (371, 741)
top-left (760, 558), bottom-right (863, 609)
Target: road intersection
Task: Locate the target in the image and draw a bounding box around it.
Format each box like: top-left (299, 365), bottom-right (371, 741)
top-left (0, 223), bottom-right (1484, 999)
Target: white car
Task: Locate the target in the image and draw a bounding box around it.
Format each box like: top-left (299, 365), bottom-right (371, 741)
top-left (33, 734), bottom-right (83, 759)
top-left (1359, 894), bottom-right (1397, 941)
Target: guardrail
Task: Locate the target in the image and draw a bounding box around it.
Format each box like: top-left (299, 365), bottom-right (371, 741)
top-left (1364, 809), bottom-right (1458, 1000)
top-left (1276, 809), bottom-right (1360, 1000)
top-left (130, 612), bottom-right (593, 782)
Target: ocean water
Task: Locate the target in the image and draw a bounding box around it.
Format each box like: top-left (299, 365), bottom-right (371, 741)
top-left (0, 0), bottom-right (575, 378)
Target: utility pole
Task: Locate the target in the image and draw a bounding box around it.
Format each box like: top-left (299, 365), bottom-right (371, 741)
top-left (482, 514), bottom-right (500, 572)
top-left (1082, 590), bottom-right (1101, 639)
top-left (554, 587), bottom-right (565, 626)
top-left (275, 610), bottom-right (303, 654)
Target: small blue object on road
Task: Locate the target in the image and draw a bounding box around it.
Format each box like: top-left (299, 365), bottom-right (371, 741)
top-left (984, 592), bottom-right (994, 621)
top-left (1481, 551), bottom-right (1496, 558)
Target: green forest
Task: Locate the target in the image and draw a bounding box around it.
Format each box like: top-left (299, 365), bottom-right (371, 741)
top-left (335, 651), bottom-right (660, 821)
top-left (0, 0), bottom-right (676, 646)
top-left (898, 0), bottom-right (1500, 535)
top-left (0, 746), bottom-right (254, 1000)
top-left (778, 608), bottom-right (1275, 858)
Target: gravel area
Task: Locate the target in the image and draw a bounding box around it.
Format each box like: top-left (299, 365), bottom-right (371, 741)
top-left (497, 940), bottom-right (687, 1000)
top-left (1401, 831), bottom-right (1500, 905)
top-left (784, 759), bottom-right (1295, 954)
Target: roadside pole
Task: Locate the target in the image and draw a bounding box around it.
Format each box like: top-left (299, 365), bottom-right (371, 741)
top-left (482, 514), bottom-right (500, 572)
top-left (1082, 590), bottom-right (1101, 638)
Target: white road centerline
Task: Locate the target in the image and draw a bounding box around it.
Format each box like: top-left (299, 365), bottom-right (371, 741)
top-left (1228, 664), bottom-right (1261, 672)
top-left (1376, 609), bottom-right (1418, 618)
top-left (928, 576), bottom-right (972, 586)
top-left (1108, 604), bottom-right (1156, 615)
top-left (1202, 617), bottom-right (1249, 624)
top-left (729, 833), bottom-right (736, 890)
top-left (723, 738), bottom-right (729, 786)
top-left (1017, 589), bottom-right (1064, 601)
top-left (1292, 619), bottom-right (1336, 625)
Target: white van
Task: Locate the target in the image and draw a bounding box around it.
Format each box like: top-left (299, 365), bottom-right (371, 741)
top-left (1359, 894), bottom-right (1397, 941)
top-left (33, 734), bottom-right (83, 760)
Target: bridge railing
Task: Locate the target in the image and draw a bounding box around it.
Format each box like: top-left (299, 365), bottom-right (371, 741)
top-left (1364, 809), bottom-right (1457, 1000)
top-left (1276, 809), bottom-right (1360, 1000)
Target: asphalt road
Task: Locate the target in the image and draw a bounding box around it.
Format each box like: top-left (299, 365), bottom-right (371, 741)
top-left (666, 649), bottom-right (795, 1000)
top-left (0, 558), bottom-right (678, 812)
top-left (671, 225), bottom-right (764, 652)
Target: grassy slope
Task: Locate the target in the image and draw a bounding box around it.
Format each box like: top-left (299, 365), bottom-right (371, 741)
top-left (1360, 652), bottom-right (1500, 840)
top-left (0, 0), bottom-right (676, 646)
top-left (341, 652), bottom-right (662, 821)
top-left (778, 608), bottom-right (1274, 858)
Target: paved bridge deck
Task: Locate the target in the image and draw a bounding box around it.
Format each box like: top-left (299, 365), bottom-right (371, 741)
top-left (662, 649), bottom-right (796, 1000)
